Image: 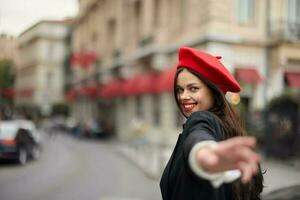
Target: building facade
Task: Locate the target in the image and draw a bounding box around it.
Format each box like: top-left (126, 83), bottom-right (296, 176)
top-left (0, 34), bottom-right (17, 61)
top-left (69, 0), bottom-right (300, 143)
top-left (15, 20), bottom-right (72, 117)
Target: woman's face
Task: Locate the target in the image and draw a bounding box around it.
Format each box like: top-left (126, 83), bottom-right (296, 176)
top-left (176, 69), bottom-right (214, 117)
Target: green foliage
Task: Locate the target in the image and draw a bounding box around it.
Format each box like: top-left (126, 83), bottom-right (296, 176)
top-left (267, 93), bottom-right (299, 109)
top-left (0, 59), bottom-right (14, 88)
top-left (51, 102), bottom-right (69, 116)
top-left (0, 59), bottom-right (15, 119)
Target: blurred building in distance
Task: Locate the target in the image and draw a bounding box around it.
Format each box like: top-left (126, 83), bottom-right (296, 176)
top-left (0, 34), bottom-right (17, 62)
top-left (67, 0), bottom-right (300, 143)
top-left (15, 20), bottom-right (72, 117)
top-left (267, 0), bottom-right (300, 98)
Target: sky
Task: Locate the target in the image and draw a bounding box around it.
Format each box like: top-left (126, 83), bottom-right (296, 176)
top-left (0, 0), bottom-right (79, 37)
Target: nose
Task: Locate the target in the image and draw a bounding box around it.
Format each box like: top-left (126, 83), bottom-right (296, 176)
top-left (178, 90), bottom-right (191, 101)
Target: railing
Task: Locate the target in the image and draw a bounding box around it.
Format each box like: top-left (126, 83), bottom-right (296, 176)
top-left (269, 20), bottom-right (300, 41)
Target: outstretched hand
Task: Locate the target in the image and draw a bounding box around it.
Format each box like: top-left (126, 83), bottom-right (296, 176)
top-left (197, 136), bottom-right (261, 183)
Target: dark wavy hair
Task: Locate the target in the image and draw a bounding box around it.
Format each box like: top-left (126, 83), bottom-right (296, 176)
top-left (174, 67), bottom-right (264, 200)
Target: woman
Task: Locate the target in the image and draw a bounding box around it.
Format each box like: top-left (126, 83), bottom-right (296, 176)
top-left (160, 47), bottom-right (263, 200)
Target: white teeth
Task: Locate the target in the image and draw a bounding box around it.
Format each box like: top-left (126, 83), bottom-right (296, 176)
top-left (184, 104), bottom-right (194, 109)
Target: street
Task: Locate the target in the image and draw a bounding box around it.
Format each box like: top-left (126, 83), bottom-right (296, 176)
top-left (1, 131), bottom-right (300, 200)
top-left (0, 133), bottom-right (161, 200)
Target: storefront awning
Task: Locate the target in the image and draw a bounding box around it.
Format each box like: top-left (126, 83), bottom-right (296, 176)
top-left (99, 80), bottom-right (124, 98)
top-left (156, 66), bottom-right (177, 93)
top-left (121, 77), bottom-right (140, 97)
top-left (285, 72), bottom-right (300, 88)
top-left (0, 88), bottom-right (15, 98)
top-left (64, 89), bottom-right (78, 102)
top-left (16, 89), bottom-right (34, 97)
top-left (99, 67), bottom-right (177, 99)
top-left (78, 85), bottom-right (98, 97)
top-left (236, 68), bottom-right (262, 84)
top-left (135, 73), bottom-right (159, 95)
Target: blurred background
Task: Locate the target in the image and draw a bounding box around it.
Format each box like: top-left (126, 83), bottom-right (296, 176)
top-left (0, 0), bottom-right (300, 200)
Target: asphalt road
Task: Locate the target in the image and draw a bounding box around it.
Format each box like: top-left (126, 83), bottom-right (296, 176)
top-left (0, 133), bottom-right (162, 200)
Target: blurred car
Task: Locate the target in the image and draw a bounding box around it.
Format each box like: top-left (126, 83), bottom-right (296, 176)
top-left (0, 120), bottom-right (41, 165)
top-left (263, 185), bottom-right (300, 200)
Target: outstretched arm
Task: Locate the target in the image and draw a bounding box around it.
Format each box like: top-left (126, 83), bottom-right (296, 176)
top-left (196, 136), bottom-right (260, 184)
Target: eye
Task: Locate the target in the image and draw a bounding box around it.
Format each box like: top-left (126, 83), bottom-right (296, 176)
top-left (176, 87), bottom-right (183, 94)
top-left (190, 87), bottom-right (199, 92)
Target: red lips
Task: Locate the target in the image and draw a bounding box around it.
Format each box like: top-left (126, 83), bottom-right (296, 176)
top-left (181, 103), bottom-right (197, 113)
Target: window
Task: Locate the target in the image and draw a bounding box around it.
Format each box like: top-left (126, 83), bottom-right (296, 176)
top-left (107, 19), bottom-right (116, 57)
top-left (288, 0), bottom-right (300, 23)
top-left (153, 0), bottom-right (160, 28)
top-left (237, 0), bottom-right (255, 24)
top-left (47, 71), bottom-right (53, 87)
top-left (179, 0), bottom-right (186, 29)
top-left (47, 43), bottom-right (54, 60)
top-left (287, 0), bottom-right (300, 39)
top-left (135, 96), bottom-right (144, 119)
top-left (134, 1), bottom-right (142, 40)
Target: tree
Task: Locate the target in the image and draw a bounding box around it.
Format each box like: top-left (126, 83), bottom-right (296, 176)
top-left (0, 59), bottom-right (15, 119)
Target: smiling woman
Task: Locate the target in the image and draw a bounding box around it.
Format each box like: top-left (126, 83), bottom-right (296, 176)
top-left (160, 47), bottom-right (264, 200)
top-left (176, 69), bottom-right (215, 117)
top-left (0, 0), bottom-right (78, 36)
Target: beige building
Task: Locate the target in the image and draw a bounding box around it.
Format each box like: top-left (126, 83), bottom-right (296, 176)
top-left (68, 0), bottom-right (300, 177)
top-left (70, 0), bottom-right (300, 143)
top-left (15, 20), bottom-right (72, 116)
top-left (0, 34), bottom-right (17, 61)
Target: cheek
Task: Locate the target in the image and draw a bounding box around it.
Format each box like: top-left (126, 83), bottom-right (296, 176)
top-left (206, 93), bottom-right (215, 109)
top-left (195, 91), bottom-right (214, 109)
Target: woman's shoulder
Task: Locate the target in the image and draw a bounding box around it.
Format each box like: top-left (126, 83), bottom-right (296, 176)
top-left (186, 111), bottom-right (219, 124)
top-left (185, 111), bottom-right (222, 129)
top-left (183, 111), bottom-right (224, 140)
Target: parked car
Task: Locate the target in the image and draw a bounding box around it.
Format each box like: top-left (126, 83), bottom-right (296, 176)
top-left (0, 120), bottom-right (41, 165)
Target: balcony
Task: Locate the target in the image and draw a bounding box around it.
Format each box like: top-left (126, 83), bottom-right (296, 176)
top-left (269, 20), bottom-right (300, 41)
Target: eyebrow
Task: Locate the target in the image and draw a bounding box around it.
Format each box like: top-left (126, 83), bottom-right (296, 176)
top-left (176, 83), bottom-right (199, 88)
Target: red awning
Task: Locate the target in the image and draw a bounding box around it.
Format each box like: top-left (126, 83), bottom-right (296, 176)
top-left (16, 89), bottom-right (33, 97)
top-left (285, 72), bottom-right (300, 88)
top-left (64, 89), bottom-right (78, 102)
top-left (78, 85), bottom-right (98, 97)
top-left (0, 88), bottom-right (15, 98)
top-left (99, 68), bottom-right (177, 98)
top-left (135, 73), bottom-right (159, 95)
top-left (121, 77), bottom-right (140, 97)
top-left (99, 80), bottom-right (124, 98)
top-left (156, 66), bottom-right (177, 93)
top-left (236, 68), bottom-right (262, 84)
top-left (70, 52), bottom-right (98, 69)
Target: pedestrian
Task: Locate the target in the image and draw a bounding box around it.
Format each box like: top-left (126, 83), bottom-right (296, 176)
top-left (160, 47), bottom-right (264, 200)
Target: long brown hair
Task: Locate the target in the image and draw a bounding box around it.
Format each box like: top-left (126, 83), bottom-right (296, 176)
top-left (174, 67), bottom-right (264, 200)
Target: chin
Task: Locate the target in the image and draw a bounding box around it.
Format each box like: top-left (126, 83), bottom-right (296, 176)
top-left (184, 112), bottom-right (192, 118)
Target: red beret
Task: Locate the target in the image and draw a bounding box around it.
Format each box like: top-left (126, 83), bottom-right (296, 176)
top-left (177, 47), bottom-right (240, 94)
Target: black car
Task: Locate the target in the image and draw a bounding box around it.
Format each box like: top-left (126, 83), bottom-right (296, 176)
top-left (0, 120), bottom-right (41, 165)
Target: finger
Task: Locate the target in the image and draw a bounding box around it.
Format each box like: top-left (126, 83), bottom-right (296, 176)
top-left (238, 162), bottom-right (254, 184)
top-left (217, 136), bottom-right (257, 153)
top-left (236, 147), bottom-right (260, 163)
top-left (216, 146), bottom-right (259, 167)
top-left (250, 161), bottom-right (259, 175)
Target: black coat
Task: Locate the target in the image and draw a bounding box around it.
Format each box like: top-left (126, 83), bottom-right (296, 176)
top-left (160, 111), bottom-right (233, 200)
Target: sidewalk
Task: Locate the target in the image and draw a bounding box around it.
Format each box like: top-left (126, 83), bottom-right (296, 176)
top-left (119, 141), bottom-right (300, 195)
top-left (261, 157), bottom-right (300, 194)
